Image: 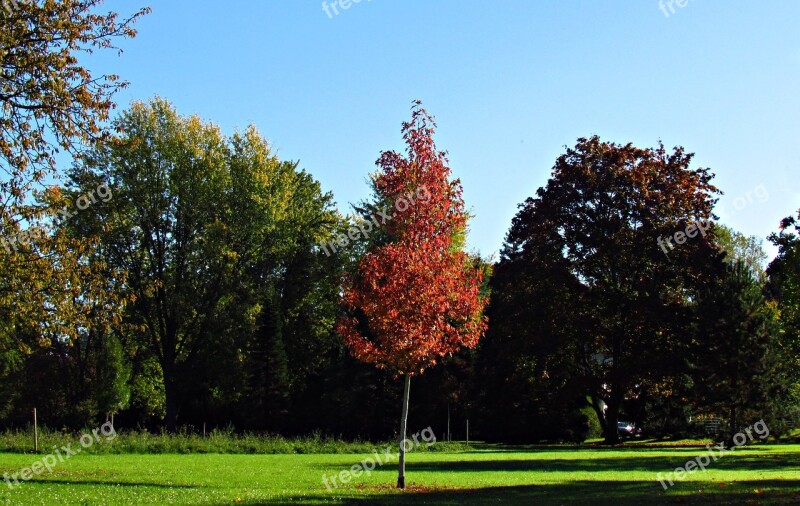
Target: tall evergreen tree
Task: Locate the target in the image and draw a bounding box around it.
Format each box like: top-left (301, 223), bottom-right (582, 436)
top-left (692, 261), bottom-right (783, 443)
top-left (244, 287), bottom-right (290, 431)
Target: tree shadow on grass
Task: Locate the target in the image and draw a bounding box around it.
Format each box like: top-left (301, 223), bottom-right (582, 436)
top-left (242, 480), bottom-right (800, 506)
top-left (312, 453), bottom-right (800, 474)
top-left (407, 455), bottom-right (800, 473)
top-left (464, 442), bottom-right (776, 453)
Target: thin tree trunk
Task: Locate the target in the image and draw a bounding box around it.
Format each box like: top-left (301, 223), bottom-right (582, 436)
top-left (164, 358), bottom-right (178, 433)
top-left (728, 406), bottom-right (738, 448)
top-left (603, 388), bottom-right (624, 445)
top-left (397, 374), bottom-right (411, 489)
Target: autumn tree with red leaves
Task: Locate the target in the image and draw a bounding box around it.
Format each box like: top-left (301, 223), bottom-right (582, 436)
top-left (337, 102), bottom-right (488, 489)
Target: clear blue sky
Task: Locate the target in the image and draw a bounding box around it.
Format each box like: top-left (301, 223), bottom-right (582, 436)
top-left (89, 0), bottom-right (800, 258)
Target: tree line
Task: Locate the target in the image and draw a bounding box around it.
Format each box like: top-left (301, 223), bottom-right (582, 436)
top-left (1, 2), bottom-right (798, 445)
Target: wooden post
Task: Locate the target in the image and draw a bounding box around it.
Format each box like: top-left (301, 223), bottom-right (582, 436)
top-left (447, 403), bottom-right (451, 442)
top-left (33, 408), bottom-right (38, 452)
top-left (203, 423), bottom-right (206, 438)
top-left (466, 419), bottom-right (469, 444)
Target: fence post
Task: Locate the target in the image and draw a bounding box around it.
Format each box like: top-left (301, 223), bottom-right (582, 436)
top-left (33, 408), bottom-right (38, 452)
top-left (447, 404), bottom-right (451, 442)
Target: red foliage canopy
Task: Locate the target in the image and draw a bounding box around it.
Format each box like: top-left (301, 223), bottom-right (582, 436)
top-left (337, 103), bottom-right (488, 375)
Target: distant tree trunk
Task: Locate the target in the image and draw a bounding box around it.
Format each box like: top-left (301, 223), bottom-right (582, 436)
top-left (603, 403), bottom-right (621, 444)
top-left (163, 356), bottom-right (178, 433)
top-left (397, 375), bottom-right (411, 489)
top-left (727, 406), bottom-right (738, 448)
top-left (602, 390), bottom-right (624, 444)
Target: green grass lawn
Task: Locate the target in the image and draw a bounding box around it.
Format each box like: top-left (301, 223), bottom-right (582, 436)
top-left (1, 443), bottom-right (799, 505)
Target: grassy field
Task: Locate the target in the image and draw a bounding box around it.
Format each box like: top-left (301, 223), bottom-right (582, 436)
top-left (1, 443), bottom-right (799, 505)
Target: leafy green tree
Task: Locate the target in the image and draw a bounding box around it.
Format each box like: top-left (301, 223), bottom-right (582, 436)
top-left (767, 210), bottom-right (800, 423)
top-left (222, 128), bottom-right (340, 431)
top-left (70, 98), bottom-right (340, 431)
top-left (129, 355), bottom-right (167, 424)
top-left (716, 224), bottom-right (768, 281)
top-left (768, 210), bottom-right (800, 346)
top-left (72, 99), bottom-right (233, 431)
top-left (94, 333), bottom-right (132, 421)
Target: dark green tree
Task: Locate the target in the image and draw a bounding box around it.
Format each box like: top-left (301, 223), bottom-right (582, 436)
top-left (94, 333), bottom-right (132, 421)
top-left (766, 210), bottom-right (800, 425)
top-left (692, 261), bottom-right (783, 443)
top-left (475, 251), bottom-right (590, 442)
top-left (243, 287), bottom-right (290, 430)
